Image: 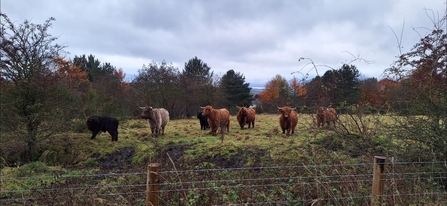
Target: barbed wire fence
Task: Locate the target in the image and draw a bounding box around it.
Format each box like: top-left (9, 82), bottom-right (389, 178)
top-left (1, 158), bottom-right (447, 205)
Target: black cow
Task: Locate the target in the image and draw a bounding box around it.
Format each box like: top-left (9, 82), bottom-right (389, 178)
top-left (86, 116), bottom-right (119, 141)
top-left (197, 112), bottom-right (209, 130)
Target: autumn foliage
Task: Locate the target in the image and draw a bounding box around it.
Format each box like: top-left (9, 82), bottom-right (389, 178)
top-left (259, 75), bottom-right (306, 106)
top-left (54, 57), bottom-right (89, 87)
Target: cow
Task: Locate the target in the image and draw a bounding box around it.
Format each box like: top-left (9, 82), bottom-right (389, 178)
top-left (86, 116), bottom-right (119, 141)
top-left (316, 106), bottom-right (337, 128)
top-left (236, 106), bottom-right (256, 129)
top-left (140, 106), bottom-right (170, 137)
top-left (197, 111), bottom-right (210, 130)
top-left (200, 105), bottom-right (230, 136)
top-left (278, 106), bottom-right (298, 135)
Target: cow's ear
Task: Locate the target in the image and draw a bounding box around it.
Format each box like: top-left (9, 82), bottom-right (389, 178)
top-left (278, 109), bottom-right (282, 113)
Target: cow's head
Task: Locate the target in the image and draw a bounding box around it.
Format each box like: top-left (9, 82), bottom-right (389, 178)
top-left (316, 106), bottom-right (326, 117)
top-left (237, 106), bottom-right (248, 117)
top-left (86, 116), bottom-right (101, 129)
top-left (200, 105), bottom-right (213, 117)
top-left (140, 106), bottom-right (153, 119)
top-left (278, 106), bottom-right (296, 118)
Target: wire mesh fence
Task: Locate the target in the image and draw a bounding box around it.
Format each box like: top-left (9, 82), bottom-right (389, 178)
top-left (1, 160), bottom-right (446, 205)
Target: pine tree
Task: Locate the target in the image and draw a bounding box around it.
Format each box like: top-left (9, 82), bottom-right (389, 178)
top-left (220, 70), bottom-right (253, 108)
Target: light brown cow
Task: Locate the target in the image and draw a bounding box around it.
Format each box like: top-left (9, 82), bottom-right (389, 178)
top-left (236, 106), bottom-right (256, 129)
top-left (316, 106), bottom-right (337, 128)
top-left (200, 105), bottom-right (230, 136)
top-left (278, 106), bottom-right (298, 135)
top-left (140, 106), bottom-right (170, 137)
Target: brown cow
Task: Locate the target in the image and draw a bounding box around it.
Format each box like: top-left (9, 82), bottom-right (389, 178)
top-left (278, 106), bottom-right (298, 135)
top-left (200, 105), bottom-right (230, 136)
top-left (316, 106), bottom-right (337, 128)
top-left (236, 106), bottom-right (256, 129)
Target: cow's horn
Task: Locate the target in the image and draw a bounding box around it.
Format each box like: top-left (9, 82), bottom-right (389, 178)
top-left (137, 104), bottom-right (146, 109)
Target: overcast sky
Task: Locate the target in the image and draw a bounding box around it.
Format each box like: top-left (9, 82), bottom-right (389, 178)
top-left (2, 0), bottom-right (446, 87)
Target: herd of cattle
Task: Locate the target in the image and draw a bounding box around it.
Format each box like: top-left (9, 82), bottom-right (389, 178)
top-left (86, 106), bottom-right (338, 141)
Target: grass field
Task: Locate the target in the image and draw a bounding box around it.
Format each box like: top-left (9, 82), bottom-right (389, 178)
top-left (2, 113), bottom-right (447, 205)
top-left (3, 113), bottom-right (388, 170)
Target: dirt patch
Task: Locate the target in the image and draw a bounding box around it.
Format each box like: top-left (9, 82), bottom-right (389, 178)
top-left (203, 148), bottom-right (268, 168)
top-left (97, 147), bottom-right (135, 170)
top-left (158, 144), bottom-right (192, 170)
top-left (93, 144), bottom-right (269, 171)
top-left (160, 144), bottom-right (269, 169)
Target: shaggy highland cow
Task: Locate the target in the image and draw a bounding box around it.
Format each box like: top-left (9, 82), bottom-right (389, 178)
top-left (278, 106), bottom-right (298, 135)
top-left (140, 106), bottom-right (170, 137)
top-left (236, 106), bottom-right (256, 129)
top-left (316, 106), bottom-right (337, 128)
top-left (86, 116), bottom-right (119, 141)
top-left (200, 105), bottom-right (230, 136)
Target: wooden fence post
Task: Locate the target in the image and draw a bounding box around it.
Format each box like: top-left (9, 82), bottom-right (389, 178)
top-left (371, 156), bottom-right (386, 206)
top-left (146, 163), bottom-right (161, 206)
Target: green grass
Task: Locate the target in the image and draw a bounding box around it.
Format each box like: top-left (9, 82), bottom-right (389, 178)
top-left (2, 113), bottom-right (446, 205)
top-left (2, 113), bottom-right (384, 171)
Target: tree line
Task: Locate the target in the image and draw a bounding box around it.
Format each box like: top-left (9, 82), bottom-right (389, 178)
top-left (1, 13), bottom-right (446, 163)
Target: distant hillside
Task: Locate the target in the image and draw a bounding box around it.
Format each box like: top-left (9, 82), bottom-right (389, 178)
top-left (250, 87), bottom-right (263, 95)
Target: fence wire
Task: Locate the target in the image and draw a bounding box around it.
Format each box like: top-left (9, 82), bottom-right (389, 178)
top-left (1, 161), bottom-right (446, 205)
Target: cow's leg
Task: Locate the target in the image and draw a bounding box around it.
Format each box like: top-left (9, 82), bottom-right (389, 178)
top-left (114, 129), bottom-right (118, 141)
top-left (150, 127), bottom-right (155, 136)
top-left (109, 129), bottom-right (118, 141)
top-left (160, 126), bottom-right (165, 135)
top-left (154, 127), bottom-right (159, 137)
top-left (90, 130), bottom-right (100, 139)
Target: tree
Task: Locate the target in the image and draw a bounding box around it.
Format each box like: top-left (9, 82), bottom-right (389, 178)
top-left (0, 14), bottom-right (75, 162)
top-left (181, 57), bottom-right (215, 117)
top-left (71, 54), bottom-right (130, 116)
top-left (321, 64), bottom-right (361, 107)
top-left (183, 56), bottom-right (213, 80)
top-left (73, 54), bottom-right (115, 82)
top-left (92, 67), bottom-right (130, 116)
top-left (303, 76), bottom-right (326, 107)
top-left (259, 75), bottom-right (290, 112)
top-left (54, 57), bottom-right (91, 118)
top-left (376, 78), bottom-right (398, 111)
top-left (132, 61), bottom-right (183, 117)
top-left (384, 15), bottom-right (447, 161)
top-left (290, 77), bottom-right (307, 106)
top-left (359, 77), bottom-right (380, 109)
top-left (219, 70), bottom-right (253, 112)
